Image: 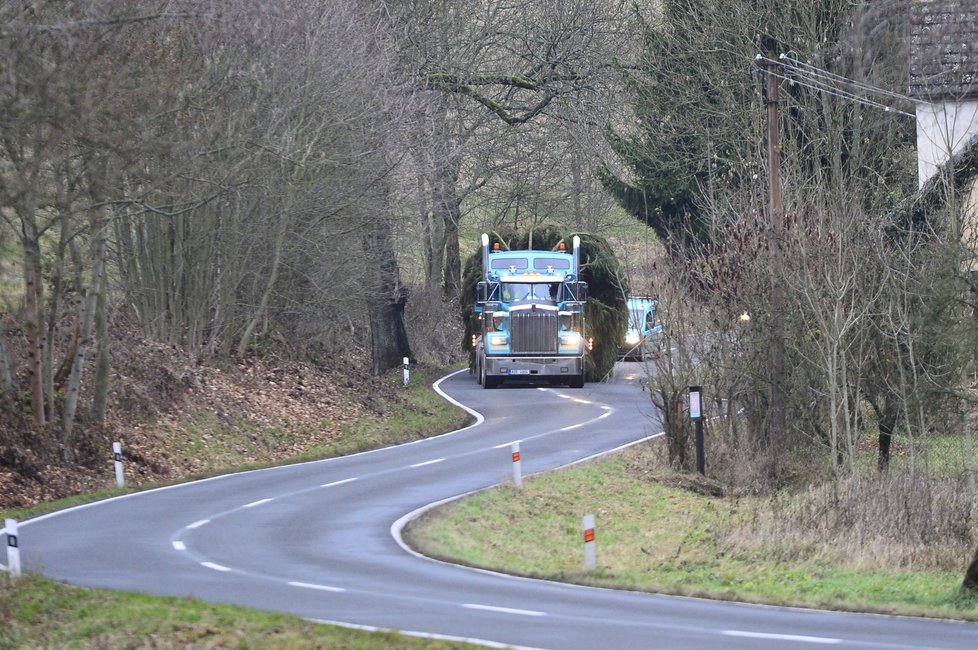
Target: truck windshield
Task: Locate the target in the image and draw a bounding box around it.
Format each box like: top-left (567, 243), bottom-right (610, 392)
top-left (501, 282), bottom-right (559, 304)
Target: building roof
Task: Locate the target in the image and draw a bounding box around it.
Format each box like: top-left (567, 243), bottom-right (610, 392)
top-left (909, 0), bottom-right (978, 100)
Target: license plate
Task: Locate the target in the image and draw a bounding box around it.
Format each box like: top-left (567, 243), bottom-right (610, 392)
top-left (508, 369), bottom-right (531, 375)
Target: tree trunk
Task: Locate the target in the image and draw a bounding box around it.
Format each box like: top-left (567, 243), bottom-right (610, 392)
top-left (237, 210), bottom-right (290, 358)
top-left (22, 216), bottom-right (46, 427)
top-left (442, 194), bottom-right (462, 301)
top-left (964, 547), bottom-right (978, 590)
top-left (877, 399), bottom-right (897, 474)
top-left (92, 265), bottom-right (110, 425)
top-left (61, 214), bottom-right (107, 451)
top-left (0, 325), bottom-right (13, 395)
top-left (364, 214), bottom-right (411, 375)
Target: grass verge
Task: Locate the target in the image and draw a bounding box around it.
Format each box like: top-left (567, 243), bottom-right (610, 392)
top-left (0, 573), bottom-right (474, 649)
top-left (1, 364), bottom-right (473, 647)
top-left (404, 441), bottom-right (978, 621)
top-left (3, 365), bottom-right (470, 522)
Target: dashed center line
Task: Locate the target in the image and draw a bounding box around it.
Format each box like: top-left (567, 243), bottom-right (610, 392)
top-left (321, 477), bottom-right (358, 488)
top-left (723, 631), bottom-right (841, 645)
top-left (186, 519), bottom-right (210, 529)
top-left (410, 458), bottom-right (445, 468)
top-left (493, 440), bottom-right (521, 449)
top-left (462, 603), bottom-right (546, 617)
top-left (243, 498), bottom-right (273, 508)
top-left (172, 541), bottom-right (186, 551)
top-left (289, 581), bottom-right (346, 593)
top-left (201, 561), bottom-right (231, 572)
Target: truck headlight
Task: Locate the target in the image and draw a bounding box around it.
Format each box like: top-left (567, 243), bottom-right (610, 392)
top-left (559, 332), bottom-right (582, 350)
top-left (488, 333), bottom-right (509, 348)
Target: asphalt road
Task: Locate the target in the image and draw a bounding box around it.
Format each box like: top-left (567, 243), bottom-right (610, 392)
top-left (7, 364), bottom-right (978, 649)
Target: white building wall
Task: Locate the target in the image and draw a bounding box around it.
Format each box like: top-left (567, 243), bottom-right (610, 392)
top-left (915, 100), bottom-right (978, 188)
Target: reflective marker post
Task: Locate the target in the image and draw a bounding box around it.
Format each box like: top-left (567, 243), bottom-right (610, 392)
top-left (113, 441), bottom-right (124, 487)
top-left (583, 514), bottom-right (595, 571)
top-left (511, 442), bottom-right (522, 489)
top-left (5, 519), bottom-right (20, 578)
top-left (403, 357), bottom-right (409, 387)
top-left (689, 386), bottom-right (705, 475)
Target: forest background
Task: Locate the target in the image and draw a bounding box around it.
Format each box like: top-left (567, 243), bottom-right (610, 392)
top-left (3, 0), bottom-right (978, 584)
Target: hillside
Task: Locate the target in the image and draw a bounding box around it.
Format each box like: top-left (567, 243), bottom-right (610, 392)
top-left (0, 313), bottom-right (463, 512)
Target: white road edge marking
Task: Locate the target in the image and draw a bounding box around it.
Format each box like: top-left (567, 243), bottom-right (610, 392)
top-left (723, 630), bottom-right (841, 644)
top-left (410, 458), bottom-right (445, 468)
top-left (242, 498), bottom-right (273, 508)
top-left (321, 477), bottom-right (358, 488)
top-left (171, 540), bottom-right (186, 551)
top-left (306, 618), bottom-right (546, 650)
top-left (462, 603), bottom-right (546, 617)
top-left (559, 423), bottom-right (585, 431)
top-left (186, 519), bottom-right (210, 529)
top-left (289, 581), bottom-right (345, 593)
top-left (493, 440), bottom-right (521, 449)
top-left (19, 370), bottom-right (481, 534)
top-left (201, 561), bottom-right (231, 572)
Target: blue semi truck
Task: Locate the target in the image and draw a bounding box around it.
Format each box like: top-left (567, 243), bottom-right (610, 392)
top-left (472, 233), bottom-right (590, 389)
top-left (619, 296), bottom-right (663, 361)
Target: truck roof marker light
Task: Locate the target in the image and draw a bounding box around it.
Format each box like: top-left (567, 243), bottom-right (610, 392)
top-left (493, 242), bottom-right (500, 251)
top-left (558, 242), bottom-right (566, 251)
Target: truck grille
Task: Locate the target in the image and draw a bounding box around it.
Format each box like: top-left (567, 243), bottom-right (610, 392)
top-left (510, 310), bottom-right (558, 354)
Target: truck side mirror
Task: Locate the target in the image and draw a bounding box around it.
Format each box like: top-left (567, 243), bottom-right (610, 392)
top-left (576, 282), bottom-right (589, 301)
top-left (476, 282), bottom-right (488, 302)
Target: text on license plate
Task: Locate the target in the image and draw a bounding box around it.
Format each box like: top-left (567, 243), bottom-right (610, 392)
top-left (508, 369), bottom-right (531, 375)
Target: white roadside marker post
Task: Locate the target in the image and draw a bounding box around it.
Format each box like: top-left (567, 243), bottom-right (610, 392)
top-left (511, 442), bottom-right (522, 489)
top-left (5, 519), bottom-right (20, 578)
top-left (583, 514), bottom-right (596, 571)
top-left (403, 357), bottom-right (409, 387)
top-left (113, 441), bottom-right (124, 487)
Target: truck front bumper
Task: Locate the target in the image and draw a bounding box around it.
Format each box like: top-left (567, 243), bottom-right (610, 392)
top-left (485, 356), bottom-right (584, 378)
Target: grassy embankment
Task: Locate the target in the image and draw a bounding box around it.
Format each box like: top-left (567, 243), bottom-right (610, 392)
top-left (1, 365), bottom-right (474, 649)
top-left (405, 440), bottom-right (978, 621)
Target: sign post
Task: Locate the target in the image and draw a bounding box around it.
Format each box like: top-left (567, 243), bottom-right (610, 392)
top-left (511, 442), bottom-right (522, 489)
top-left (5, 519), bottom-right (20, 578)
top-left (403, 357), bottom-right (410, 387)
top-left (583, 514), bottom-right (596, 571)
top-left (689, 386), bottom-right (705, 475)
top-left (113, 441), bottom-right (125, 487)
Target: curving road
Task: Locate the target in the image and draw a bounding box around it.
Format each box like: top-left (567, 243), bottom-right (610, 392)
top-left (8, 365), bottom-right (978, 649)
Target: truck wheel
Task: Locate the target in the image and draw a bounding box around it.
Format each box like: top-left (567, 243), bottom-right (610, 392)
top-left (481, 361), bottom-right (499, 388)
top-left (569, 373), bottom-right (584, 389)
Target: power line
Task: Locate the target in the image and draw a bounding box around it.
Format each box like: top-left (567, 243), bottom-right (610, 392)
top-left (779, 54), bottom-right (918, 106)
top-left (755, 54), bottom-right (916, 119)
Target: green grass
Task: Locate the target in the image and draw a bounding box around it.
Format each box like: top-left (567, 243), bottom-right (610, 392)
top-left (405, 446), bottom-right (978, 620)
top-left (0, 574), bottom-right (474, 649)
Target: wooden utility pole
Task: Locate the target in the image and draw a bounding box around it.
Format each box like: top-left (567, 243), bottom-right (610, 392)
top-left (759, 54), bottom-right (787, 475)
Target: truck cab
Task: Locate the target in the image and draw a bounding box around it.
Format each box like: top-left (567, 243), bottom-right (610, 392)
top-left (473, 234), bottom-right (589, 388)
top-left (619, 296), bottom-right (662, 361)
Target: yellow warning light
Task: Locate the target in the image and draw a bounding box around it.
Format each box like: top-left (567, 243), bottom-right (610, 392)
top-left (493, 242), bottom-right (500, 251)
top-left (587, 337), bottom-right (594, 351)
top-left (558, 242), bottom-right (566, 251)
